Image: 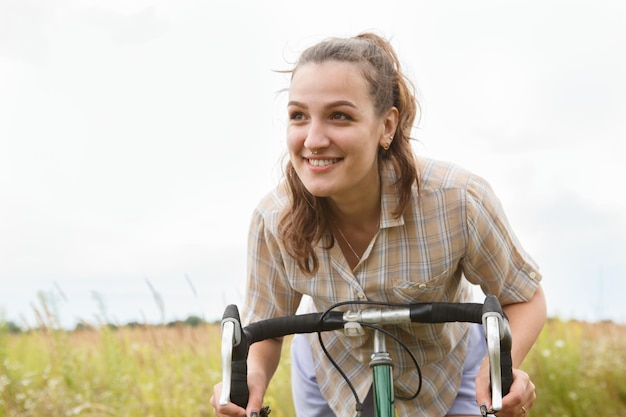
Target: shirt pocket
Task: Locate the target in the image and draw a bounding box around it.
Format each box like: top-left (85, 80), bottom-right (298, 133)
top-left (391, 269), bottom-right (450, 302)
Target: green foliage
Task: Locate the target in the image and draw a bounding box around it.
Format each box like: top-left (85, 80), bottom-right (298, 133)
top-left (0, 319), bottom-right (624, 416)
top-left (0, 322), bottom-right (22, 335)
top-left (523, 319), bottom-right (626, 416)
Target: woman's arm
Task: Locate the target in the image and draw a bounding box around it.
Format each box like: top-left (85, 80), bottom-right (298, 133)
top-left (503, 285), bottom-right (547, 367)
top-left (245, 338), bottom-right (284, 416)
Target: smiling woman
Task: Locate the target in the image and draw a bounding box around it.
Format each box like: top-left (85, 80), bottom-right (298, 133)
top-left (210, 32), bottom-right (546, 417)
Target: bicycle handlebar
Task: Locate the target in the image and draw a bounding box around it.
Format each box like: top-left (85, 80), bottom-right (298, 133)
top-left (219, 296), bottom-right (513, 412)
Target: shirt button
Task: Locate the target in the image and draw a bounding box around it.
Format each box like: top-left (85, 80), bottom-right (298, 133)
top-left (356, 292), bottom-right (366, 299)
top-left (529, 272), bottom-right (537, 279)
top-left (418, 283), bottom-right (427, 289)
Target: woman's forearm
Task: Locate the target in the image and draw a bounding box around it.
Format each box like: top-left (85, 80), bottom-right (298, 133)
top-left (247, 337), bottom-right (284, 390)
top-left (502, 284), bottom-right (547, 367)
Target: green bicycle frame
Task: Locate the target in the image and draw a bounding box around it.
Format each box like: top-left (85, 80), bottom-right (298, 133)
top-left (370, 330), bottom-right (395, 417)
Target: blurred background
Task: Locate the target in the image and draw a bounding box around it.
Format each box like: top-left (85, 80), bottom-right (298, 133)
top-left (1, 0), bottom-right (625, 328)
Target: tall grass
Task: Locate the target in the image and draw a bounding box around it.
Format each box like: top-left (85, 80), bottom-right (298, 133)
top-left (524, 319), bottom-right (626, 416)
top-left (1, 324), bottom-right (214, 416)
top-left (1, 318), bottom-right (624, 416)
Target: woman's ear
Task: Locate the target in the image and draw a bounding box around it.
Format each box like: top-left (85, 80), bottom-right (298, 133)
top-left (379, 107), bottom-right (399, 148)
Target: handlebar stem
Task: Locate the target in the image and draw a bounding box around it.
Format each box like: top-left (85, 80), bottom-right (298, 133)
top-left (345, 308), bottom-right (412, 325)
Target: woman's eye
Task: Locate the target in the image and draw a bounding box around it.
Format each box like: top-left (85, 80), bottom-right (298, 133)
top-left (289, 111), bottom-right (305, 121)
top-left (331, 112), bottom-right (351, 121)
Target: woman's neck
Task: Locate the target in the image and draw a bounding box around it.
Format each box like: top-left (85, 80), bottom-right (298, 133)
top-left (327, 181), bottom-right (381, 269)
top-left (328, 184), bottom-right (381, 231)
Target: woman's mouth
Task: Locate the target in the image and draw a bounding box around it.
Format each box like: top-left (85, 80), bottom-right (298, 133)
top-left (307, 158), bottom-right (340, 167)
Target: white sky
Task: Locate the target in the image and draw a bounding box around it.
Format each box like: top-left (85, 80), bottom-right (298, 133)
top-left (1, 0), bottom-right (625, 328)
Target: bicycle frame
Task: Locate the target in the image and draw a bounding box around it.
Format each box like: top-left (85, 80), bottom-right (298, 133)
top-left (219, 296), bottom-right (513, 417)
top-left (370, 329), bottom-right (394, 417)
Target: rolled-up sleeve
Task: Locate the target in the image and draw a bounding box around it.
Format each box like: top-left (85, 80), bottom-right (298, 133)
top-left (462, 174), bottom-right (542, 305)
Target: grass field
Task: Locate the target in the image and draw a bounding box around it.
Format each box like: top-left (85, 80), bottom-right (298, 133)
top-left (1, 318), bottom-right (625, 416)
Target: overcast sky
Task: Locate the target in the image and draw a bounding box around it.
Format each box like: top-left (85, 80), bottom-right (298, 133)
top-left (1, 0), bottom-right (625, 328)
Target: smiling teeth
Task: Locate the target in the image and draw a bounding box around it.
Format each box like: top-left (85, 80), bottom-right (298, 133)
top-left (309, 159), bottom-right (338, 167)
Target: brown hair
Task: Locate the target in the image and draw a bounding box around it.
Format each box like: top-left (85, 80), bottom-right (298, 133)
top-left (278, 32), bottom-right (420, 275)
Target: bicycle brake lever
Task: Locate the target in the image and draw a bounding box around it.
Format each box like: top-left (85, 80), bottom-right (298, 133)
top-left (484, 314), bottom-right (503, 412)
top-left (219, 320), bottom-right (236, 406)
top-left (219, 305), bottom-right (245, 407)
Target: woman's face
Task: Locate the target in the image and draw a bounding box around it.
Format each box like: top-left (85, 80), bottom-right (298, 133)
top-left (287, 61), bottom-right (396, 204)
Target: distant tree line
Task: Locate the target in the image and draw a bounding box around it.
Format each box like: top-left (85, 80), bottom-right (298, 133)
top-left (1, 315), bottom-right (215, 334)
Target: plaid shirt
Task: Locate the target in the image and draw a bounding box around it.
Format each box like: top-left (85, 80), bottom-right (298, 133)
top-left (243, 157), bottom-right (542, 417)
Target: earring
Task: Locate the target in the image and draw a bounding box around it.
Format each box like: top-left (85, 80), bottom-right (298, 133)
top-left (382, 135), bottom-right (393, 151)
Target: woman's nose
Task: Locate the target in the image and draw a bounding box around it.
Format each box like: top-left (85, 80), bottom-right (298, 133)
top-left (303, 119), bottom-right (330, 151)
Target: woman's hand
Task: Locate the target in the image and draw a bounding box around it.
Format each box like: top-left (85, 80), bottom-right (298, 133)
top-left (210, 382), bottom-right (246, 417)
top-left (475, 363), bottom-right (536, 416)
top-left (210, 372), bottom-right (268, 417)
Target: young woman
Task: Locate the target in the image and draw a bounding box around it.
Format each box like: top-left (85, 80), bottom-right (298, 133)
top-left (211, 33), bottom-right (546, 417)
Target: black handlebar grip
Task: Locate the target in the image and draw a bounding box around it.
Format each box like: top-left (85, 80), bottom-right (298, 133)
top-left (498, 310), bottom-right (514, 397)
top-left (500, 350), bottom-right (513, 396)
top-left (244, 312), bottom-right (344, 343)
top-left (430, 302), bottom-right (484, 323)
top-left (222, 304), bottom-right (241, 322)
top-left (230, 360), bottom-right (249, 409)
top-left (482, 295), bottom-right (504, 316)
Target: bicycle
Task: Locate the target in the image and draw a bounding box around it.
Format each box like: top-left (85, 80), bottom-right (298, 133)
top-left (218, 295), bottom-right (513, 417)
